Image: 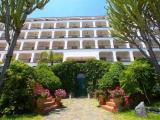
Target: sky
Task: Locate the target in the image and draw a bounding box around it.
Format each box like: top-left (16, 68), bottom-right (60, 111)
top-left (29, 0), bottom-right (106, 18)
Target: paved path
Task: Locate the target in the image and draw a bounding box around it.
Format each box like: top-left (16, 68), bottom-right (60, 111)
top-left (45, 98), bottom-right (115, 120)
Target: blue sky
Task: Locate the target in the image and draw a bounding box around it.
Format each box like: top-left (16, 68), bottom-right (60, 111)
top-left (29, 0), bottom-right (106, 18)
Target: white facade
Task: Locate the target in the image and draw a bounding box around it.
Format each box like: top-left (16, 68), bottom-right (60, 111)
top-left (0, 16), bottom-right (159, 66)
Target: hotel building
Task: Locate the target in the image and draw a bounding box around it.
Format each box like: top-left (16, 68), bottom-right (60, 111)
top-left (0, 16), bottom-right (159, 66)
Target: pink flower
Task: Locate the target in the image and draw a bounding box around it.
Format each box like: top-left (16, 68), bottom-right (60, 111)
top-left (54, 89), bottom-right (66, 98)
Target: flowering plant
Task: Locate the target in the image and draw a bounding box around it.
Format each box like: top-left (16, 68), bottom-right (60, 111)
top-left (110, 86), bottom-right (125, 98)
top-left (34, 89), bottom-right (50, 98)
top-left (54, 89), bottom-right (66, 98)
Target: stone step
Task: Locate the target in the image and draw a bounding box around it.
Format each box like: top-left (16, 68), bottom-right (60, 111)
top-left (106, 102), bottom-right (116, 107)
top-left (43, 100), bottom-right (55, 107)
top-left (109, 99), bottom-right (114, 102)
top-left (44, 104), bottom-right (58, 113)
top-left (101, 105), bottom-right (115, 113)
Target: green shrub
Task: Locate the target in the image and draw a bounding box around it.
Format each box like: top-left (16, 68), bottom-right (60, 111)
top-left (83, 60), bottom-right (111, 91)
top-left (36, 63), bottom-right (61, 92)
top-left (52, 61), bottom-right (79, 93)
top-left (120, 59), bottom-right (155, 96)
top-left (98, 62), bottom-right (124, 89)
top-left (0, 61), bottom-right (36, 115)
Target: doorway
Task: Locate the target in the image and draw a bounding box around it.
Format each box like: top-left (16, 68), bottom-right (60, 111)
top-left (76, 73), bottom-right (87, 97)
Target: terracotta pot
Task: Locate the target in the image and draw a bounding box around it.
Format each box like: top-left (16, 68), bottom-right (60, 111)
top-left (98, 95), bottom-right (106, 105)
top-left (114, 97), bottom-right (124, 107)
top-left (36, 97), bottom-right (45, 108)
top-left (55, 97), bottom-right (62, 106)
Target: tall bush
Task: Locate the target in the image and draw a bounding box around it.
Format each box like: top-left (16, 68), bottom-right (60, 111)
top-left (120, 59), bottom-right (155, 104)
top-left (0, 61), bottom-right (36, 115)
top-left (36, 63), bottom-right (61, 92)
top-left (98, 62), bottom-right (124, 90)
top-left (52, 61), bottom-right (79, 93)
top-left (83, 60), bottom-right (111, 91)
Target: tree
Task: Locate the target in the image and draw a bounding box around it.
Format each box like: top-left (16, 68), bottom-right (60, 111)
top-left (39, 51), bottom-right (63, 65)
top-left (49, 51), bottom-right (63, 65)
top-left (0, 0), bottom-right (49, 87)
top-left (38, 51), bottom-right (49, 64)
top-left (108, 0), bottom-right (160, 77)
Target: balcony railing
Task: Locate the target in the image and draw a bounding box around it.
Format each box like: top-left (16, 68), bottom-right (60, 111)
top-left (0, 48), bottom-right (5, 51)
top-left (84, 35), bottom-right (92, 38)
top-left (0, 37), bottom-right (5, 40)
top-left (114, 45), bottom-right (127, 49)
top-left (99, 45), bottom-right (111, 49)
top-left (69, 35), bottom-right (79, 38)
top-left (27, 36), bottom-right (38, 39)
top-left (117, 58), bottom-right (130, 62)
top-left (40, 36), bottom-right (52, 39)
top-left (19, 58), bottom-right (31, 62)
top-left (23, 47), bottom-right (34, 50)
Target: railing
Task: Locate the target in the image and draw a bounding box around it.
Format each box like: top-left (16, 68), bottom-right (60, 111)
top-left (40, 36), bottom-right (52, 39)
top-left (27, 36), bottom-right (38, 39)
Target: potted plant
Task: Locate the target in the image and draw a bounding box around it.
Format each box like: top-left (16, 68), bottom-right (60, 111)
top-left (54, 89), bottom-right (66, 106)
top-left (95, 90), bottom-right (106, 105)
top-left (34, 89), bottom-right (50, 108)
top-left (110, 86), bottom-right (125, 107)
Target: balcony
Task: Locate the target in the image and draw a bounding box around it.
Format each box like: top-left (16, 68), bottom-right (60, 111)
top-left (130, 41), bottom-right (144, 48)
top-left (98, 40), bottom-right (111, 49)
top-left (99, 52), bottom-right (113, 62)
top-left (18, 32), bottom-right (25, 39)
top-left (56, 22), bottom-right (66, 29)
top-left (82, 22), bottom-right (93, 28)
top-left (97, 30), bottom-right (110, 38)
top-left (31, 23), bottom-right (41, 29)
top-left (68, 31), bottom-right (80, 38)
top-left (52, 41), bottom-right (64, 50)
top-left (69, 22), bottom-right (80, 28)
top-left (96, 21), bottom-right (107, 28)
top-left (68, 41), bottom-right (80, 49)
top-left (0, 33), bottom-right (5, 40)
top-left (43, 23), bottom-right (54, 29)
top-left (83, 30), bottom-right (94, 38)
top-left (27, 32), bottom-right (39, 39)
top-left (40, 31), bottom-right (52, 39)
top-left (117, 52), bottom-right (131, 62)
top-left (0, 43), bottom-right (6, 51)
top-left (22, 23), bottom-right (29, 30)
top-left (54, 31), bottom-right (66, 38)
top-left (37, 42), bottom-right (50, 50)
top-left (83, 40), bottom-right (95, 49)
top-left (133, 51), bottom-right (144, 60)
top-left (114, 41), bottom-right (127, 49)
top-left (14, 43), bottom-right (20, 50)
top-left (23, 42), bottom-right (35, 50)
top-left (19, 53), bottom-right (31, 63)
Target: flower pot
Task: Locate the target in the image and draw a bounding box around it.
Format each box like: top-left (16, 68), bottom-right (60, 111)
top-left (36, 97), bottom-right (45, 108)
top-left (114, 97), bottom-right (124, 107)
top-left (55, 97), bottom-right (62, 106)
top-left (98, 95), bottom-right (106, 105)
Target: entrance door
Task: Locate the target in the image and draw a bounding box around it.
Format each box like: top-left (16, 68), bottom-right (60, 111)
top-left (76, 73), bottom-right (87, 97)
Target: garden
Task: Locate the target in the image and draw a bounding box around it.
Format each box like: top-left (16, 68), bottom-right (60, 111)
top-left (0, 58), bottom-right (160, 119)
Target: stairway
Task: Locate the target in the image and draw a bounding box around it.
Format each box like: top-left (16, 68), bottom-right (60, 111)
top-left (34, 83), bottom-right (58, 114)
top-left (101, 99), bottom-right (118, 113)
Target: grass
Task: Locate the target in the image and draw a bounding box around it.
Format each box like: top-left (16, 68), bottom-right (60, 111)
top-left (0, 114), bottom-right (43, 120)
top-left (114, 110), bottom-right (160, 120)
